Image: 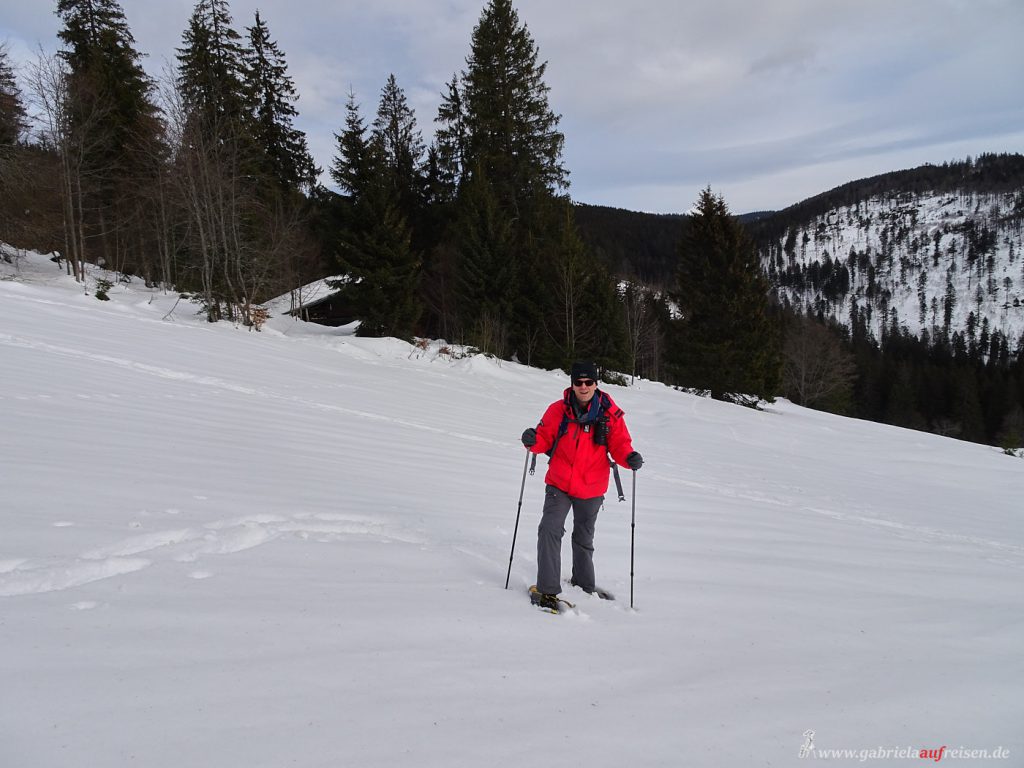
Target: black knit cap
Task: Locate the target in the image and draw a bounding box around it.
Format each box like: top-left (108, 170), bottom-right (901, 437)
top-left (570, 361), bottom-right (599, 382)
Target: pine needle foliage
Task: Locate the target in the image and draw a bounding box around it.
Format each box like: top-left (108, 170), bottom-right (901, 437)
top-left (670, 188), bottom-right (781, 405)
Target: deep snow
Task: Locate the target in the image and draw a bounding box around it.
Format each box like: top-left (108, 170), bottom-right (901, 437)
top-left (1, 250), bottom-right (1022, 767)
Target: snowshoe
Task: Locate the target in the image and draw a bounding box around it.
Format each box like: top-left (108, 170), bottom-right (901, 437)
top-left (568, 577), bottom-right (615, 601)
top-left (529, 585), bottom-right (574, 614)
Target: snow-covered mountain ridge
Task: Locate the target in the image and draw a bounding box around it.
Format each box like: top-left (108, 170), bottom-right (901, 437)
top-left (1, 249), bottom-right (1022, 767)
top-left (760, 186), bottom-right (1024, 348)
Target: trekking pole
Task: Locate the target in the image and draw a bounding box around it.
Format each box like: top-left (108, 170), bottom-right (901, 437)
top-left (630, 469), bottom-right (637, 609)
top-left (504, 449), bottom-right (531, 589)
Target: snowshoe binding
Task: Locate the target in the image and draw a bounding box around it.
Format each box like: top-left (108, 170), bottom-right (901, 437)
top-left (529, 585), bottom-right (574, 614)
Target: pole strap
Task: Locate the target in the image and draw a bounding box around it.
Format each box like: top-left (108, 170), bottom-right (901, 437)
top-left (611, 459), bottom-right (625, 502)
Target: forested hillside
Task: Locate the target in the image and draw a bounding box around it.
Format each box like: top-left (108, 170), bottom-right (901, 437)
top-left (573, 204), bottom-right (772, 286)
top-left (750, 154), bottom-right (1024, 445)
top-left (756, 157), bottom-right (1024, 347)
top-left (572, 203), bottom-right (684, 286)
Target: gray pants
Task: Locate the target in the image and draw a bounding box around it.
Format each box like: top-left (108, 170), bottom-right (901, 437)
top-left (537, 485), bottom-right (604, 595)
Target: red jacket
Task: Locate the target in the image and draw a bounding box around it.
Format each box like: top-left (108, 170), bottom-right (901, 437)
top-left (528, 389), bottom-right (635, 499)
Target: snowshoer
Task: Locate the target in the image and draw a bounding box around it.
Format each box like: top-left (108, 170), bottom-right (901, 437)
top-left (520, 361), bottom-right (643, 611)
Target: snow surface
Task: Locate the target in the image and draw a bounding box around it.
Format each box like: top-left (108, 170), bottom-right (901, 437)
top-left (2, 250), bottom-right (1022, 767)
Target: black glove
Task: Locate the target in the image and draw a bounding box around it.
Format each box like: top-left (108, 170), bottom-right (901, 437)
top-left (626, 451), bottom-right (643, 470)
top-left (521, 428), bottom-right (537, 448)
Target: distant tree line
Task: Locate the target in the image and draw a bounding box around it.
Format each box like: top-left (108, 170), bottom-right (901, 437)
top-left (572, 203), bottom-right (685, 287)
top-left (573, 205), bottom-right (773, 289)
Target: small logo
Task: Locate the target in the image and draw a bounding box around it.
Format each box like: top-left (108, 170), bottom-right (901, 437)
top-left (799, 730), bottom-right (816, 758)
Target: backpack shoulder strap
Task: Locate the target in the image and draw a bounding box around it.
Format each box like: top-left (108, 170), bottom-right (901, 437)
top-left (546, 397), bottom-right (574, 458)
top-left (601, 392), bottom-right (624, 419)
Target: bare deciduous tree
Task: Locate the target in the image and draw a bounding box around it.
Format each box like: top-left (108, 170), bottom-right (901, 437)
top-left (161, 64), bottom-right (314, 324)
top-left (783, 315), bottom-right (857, 411)
top-left (620, 282), bottom-right (663, 383)
top-left (26, 48), bottom-right (115, 284)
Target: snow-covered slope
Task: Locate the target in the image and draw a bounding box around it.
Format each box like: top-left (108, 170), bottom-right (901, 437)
top-left (2, 252), bottom-right (1022, 767)
top-left (763, 190), bottom-right (1024, 346)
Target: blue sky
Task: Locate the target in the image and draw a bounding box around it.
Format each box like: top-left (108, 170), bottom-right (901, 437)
top-left (3, 0), bottom-right (1023, 213)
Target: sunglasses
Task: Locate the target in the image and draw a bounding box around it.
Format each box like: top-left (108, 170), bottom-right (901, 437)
top-left (573, 379), bottom-right (596, 387)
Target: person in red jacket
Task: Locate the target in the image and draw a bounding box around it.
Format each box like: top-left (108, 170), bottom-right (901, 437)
top-left (521, 361), bottom-right (643, 609)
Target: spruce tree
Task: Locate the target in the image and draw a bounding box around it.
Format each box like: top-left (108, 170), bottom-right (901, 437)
top-left (55, 0), bottom-right (162, 273)
top-left (524, 194), bottom-right (626, 367)
top-left (669, 188), bottom-right (780, 404)
top-left (449, 0), bottom-right (567, 209)
top-left (420, 76), bottom-right (464, 340)
top-left (330, 92), bottom-right (370, 198)
top-left (330, 93), bottom-right (422, 340)
top-left (452, 163), bottom-right (518, 345)
top-left (371, 74), bottom-right (425, 207)
top-left (339, 164), bottom-right (423, 340)
top-left (0, 44), bottom-right (28, 146)
top-left (242, 10), bottom-right (317, 192)
top-left (0, 43), bottom-right (30, 251)
top-left (429, 75), bottom-right (465, 205)
top-left (543, 198), bottom-right (590, 361)
top-left (371, 73), bottom-right (430, 259)
top-left (177, 0), bottom-right (248, 131)
top-left (433, 0), bottom-right (588, 362)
